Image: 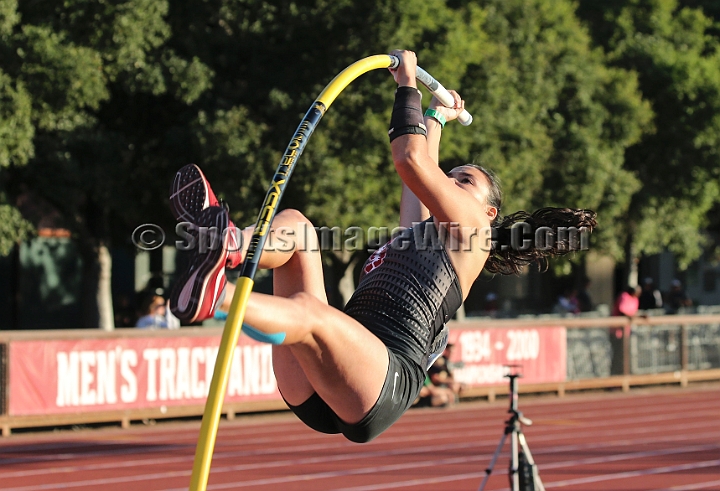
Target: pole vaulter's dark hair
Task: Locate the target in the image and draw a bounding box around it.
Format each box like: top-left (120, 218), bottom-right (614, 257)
top-left (470, 165), bottom-right (598, 276)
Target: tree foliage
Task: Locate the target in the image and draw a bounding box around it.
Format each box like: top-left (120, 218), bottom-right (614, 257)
top-left (577, 0), bottom-right (720, 268)
top-left (0, 0), bottom-right (215, 327)
top-left (2, 0), bottom-right (717, 326)
top-left (452, 0), bottom-right (652, 264)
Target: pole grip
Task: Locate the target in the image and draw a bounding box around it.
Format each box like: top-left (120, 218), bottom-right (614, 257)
top-left (389, 56), bottom-right (473, 126)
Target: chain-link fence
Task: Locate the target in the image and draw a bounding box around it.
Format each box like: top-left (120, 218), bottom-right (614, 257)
top-left (567, 321), bottom-right (720, 378)
top-left (687, 323), bottom-right (720, 370)
top-left (567, 327), bottom-right (623, 379)
top-left (631, 322), bottom-right (720, 374)
top-left (631, 325), bottom-right (682, 374)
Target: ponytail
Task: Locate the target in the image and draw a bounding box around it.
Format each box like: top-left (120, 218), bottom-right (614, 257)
top-left (484, 207), bottom-right (597, 275)
top-left (464, 164), bottom-right (597, 275)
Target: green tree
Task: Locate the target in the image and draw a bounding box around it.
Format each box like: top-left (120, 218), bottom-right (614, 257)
top-left (443, 0), bottom-right (652, 273)
top-left (180, 0), bottom-right (649, 301)
top-left (0, 0), bottom-right (35, 254)
top-left (167, 0), bottom-right (489, 305)
top-left (1, 0), bottom-right (655, 328)
top-left (1, 0), bottom-right (215, 329)
top-left (577, 0), bottom-right (720, 281)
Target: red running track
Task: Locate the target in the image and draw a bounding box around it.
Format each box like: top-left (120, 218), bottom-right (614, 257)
top-left (1, 384), bottom-right (719, 491)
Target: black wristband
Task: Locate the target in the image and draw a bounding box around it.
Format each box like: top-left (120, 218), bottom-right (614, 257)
top-left (388, 86), bottom-right (426, 142)
top-left (388, 125), bottom-right (428, 141)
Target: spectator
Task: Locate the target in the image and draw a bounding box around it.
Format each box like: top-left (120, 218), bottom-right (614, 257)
top-left (413, 375), bottom-right (457, 408)
top-left (484, 292), bottom-right (499, 317)
top-left (577, 278), bottom-right (593, 312)
top-left (554, 287), bottom-right (580, 315)
top-left (428, 343), bottom-right (465, 400)
top-left (135, 295), bottom-right (168, 329)
top-left (666, 279), bottom-right (692, 314)
top-left (638, 277), bottom-right (663, 310)
top-left (612, 286), bottom-right (642, 317)
top-left (114, 293), bottom-right (136, 327)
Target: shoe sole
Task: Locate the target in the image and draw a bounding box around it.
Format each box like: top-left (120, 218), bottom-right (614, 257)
top-left (169, 164), bottom-right (244, 270)
top-left (169, 164), bottom-right (216, 222)
top-left (170, 207), bottom-right (229, 323)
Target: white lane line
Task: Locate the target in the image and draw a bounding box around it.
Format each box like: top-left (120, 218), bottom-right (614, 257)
top-left (652, 479), bottom-right (720, 491)
top-left (5, 429), bottom-right (717, 491)
top-left (326, 452), bottom-right (720, 491)
top-left (2, 391), bottom-right (715, 453)
top-left (544, 460), bottom-right (720, 489)
top-left (0, 408), bottom-right (716, 481)
top-left (204, 441), bottom-right (720, 491)
top-left (3, 400), bottom-right (716, 471)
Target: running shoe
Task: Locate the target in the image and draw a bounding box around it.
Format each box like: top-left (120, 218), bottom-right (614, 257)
top-left (169, 164), bottom-right (243, 268)
top-left (170, 206), bottom-right (230, 323)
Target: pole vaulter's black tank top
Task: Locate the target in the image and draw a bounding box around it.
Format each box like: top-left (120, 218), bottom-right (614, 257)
top-left (344, 219), bottom-right (463, 370)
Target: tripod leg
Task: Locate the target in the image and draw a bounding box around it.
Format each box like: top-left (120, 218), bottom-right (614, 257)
top-left (510, 429), bottom-right (519, 491)
top-left (517, 432), bottom-right (537, 466)
top-left (518, 432), bottom-right (545, 491)
top-left (478, 432), bottom-right (509, 491)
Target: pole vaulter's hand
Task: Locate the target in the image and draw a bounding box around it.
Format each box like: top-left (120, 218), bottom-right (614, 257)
top-left (388, 49), bottom-right (417, 88)
top-left (429, 90), bottom-right (465, 123)
top-left (389, 50), bottom-right (469, 126)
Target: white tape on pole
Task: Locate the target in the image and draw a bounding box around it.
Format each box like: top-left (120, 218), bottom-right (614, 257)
top-left (389, 56), bottom-right (473, 126)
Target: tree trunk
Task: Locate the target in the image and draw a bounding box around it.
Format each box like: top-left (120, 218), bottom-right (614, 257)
top-left (80, 240), bottom-right (115, 330)
top-left (623, 231), bottom-right (638, 289)
top-left (338, 252), bottom-right (365, 306)
top-left (96, 244), bottom-right (114, 331)
top-left (324, 250), bottom-right (369, 309)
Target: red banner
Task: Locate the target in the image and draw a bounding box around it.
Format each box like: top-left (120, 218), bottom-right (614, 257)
top-left (6, 326), bottom-right (566, 416)
top-left (448, 326), bottom-right (566, 386)
top-left (8, 335), bottom-right (280, 416)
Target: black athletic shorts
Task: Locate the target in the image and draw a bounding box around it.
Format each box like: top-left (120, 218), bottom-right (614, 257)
top-left (284, 347), bottom-right (425, 443)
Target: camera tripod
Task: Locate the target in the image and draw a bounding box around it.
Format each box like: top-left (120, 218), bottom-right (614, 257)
top-left (478, 367), bottom-right (545, 491)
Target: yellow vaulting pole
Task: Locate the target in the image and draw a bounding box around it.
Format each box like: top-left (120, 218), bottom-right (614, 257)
top-left (189, 54), bottom-right (398, 491)
top-left (189, 277), bottom-right (253, 491)
top-left (315, 55), bottom-right (397, 107)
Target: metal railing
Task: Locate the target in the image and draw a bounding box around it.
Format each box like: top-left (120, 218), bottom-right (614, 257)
top-left (631, 321), bottom-right (720, 374)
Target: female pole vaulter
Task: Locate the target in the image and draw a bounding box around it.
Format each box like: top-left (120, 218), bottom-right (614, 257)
top-left (168, 50), bottom-right (596, 443)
